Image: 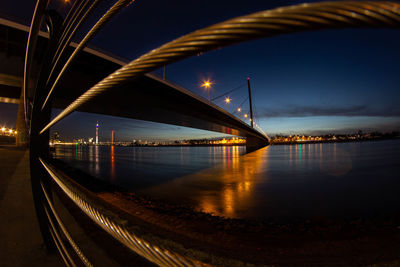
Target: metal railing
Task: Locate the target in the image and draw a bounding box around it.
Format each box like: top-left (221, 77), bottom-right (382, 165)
top-left (24, 1), bottom-right (400, 266)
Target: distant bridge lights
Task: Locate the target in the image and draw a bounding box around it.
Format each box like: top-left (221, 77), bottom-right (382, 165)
top-left (0, 126), bottom-right (17, 136)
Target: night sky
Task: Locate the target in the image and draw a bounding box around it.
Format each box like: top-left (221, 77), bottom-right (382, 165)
top-left (1, 0), bottom-right (400, 141)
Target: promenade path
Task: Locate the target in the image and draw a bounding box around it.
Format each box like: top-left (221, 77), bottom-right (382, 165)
top-left (0, 146), bottom-right (62, 266)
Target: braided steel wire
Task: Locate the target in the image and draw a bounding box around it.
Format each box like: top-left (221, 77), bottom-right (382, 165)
top-left (46, 0), bottom-right (103, 88)
top-left (41, 182), bottom-right (93, 267)
top-left (39, 158), bottom-right (208, 267)
top-left (49, 227), bottom-right (72, 267)
top-left (44, 205), bottom-right (77, 267)
top-left (40, 1), bottom-right (400, 134)
top-left (42, 0), bottom-right (135, 110)
top-left (23, 0), bottom-right (49, 130)
top-left (62, 0), bottom-right (81, 28)
top-left (55, 0), bottom-right (93, 60)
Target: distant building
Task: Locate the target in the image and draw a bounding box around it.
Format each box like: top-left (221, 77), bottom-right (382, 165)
top-left (96, 122), bottom-right (99, 145)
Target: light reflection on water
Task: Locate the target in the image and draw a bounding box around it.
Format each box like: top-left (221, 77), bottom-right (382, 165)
top-left (144, 146), bottom-right (269, 218)
top-left (199, 146), bottom-right (267, 217)
top-left (111, 145), bottom-right (115, 182)
top-left (54, 140), bottom-right (400, 220)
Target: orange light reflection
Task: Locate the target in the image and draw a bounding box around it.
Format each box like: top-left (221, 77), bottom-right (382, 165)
top-left (111, 145), bottom-right (116, 182)
top-left (139, 146), bottom-right (269, 219)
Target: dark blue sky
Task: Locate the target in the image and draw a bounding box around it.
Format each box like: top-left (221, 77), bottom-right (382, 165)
top-left (1, 0), bottom-right (400, 141)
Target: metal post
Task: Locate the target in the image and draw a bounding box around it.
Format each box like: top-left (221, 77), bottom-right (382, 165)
top-left (30, 105), bottom-right (53, 251)
top-left (29, 7), bottom-right (65, 252)
top-left (24, 0), bottom-right (57, 252)
top-left (247, 77), bottom-right (254, 128)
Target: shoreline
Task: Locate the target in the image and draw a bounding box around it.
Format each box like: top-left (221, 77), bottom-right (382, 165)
top-left (49, 156), bottom-right (400, 265)
top-left (270, 136), bottom-right (400, 145)
top-left (52, 136), bottom-right (400, 147)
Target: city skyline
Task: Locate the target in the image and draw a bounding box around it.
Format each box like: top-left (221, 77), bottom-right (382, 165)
top-left (47, 114), bottom-right (399, 143)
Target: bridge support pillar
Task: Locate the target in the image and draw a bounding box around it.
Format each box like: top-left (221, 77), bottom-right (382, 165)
top-left (246, 136), bottom-right (269, 152)
top-left (16, 88), bottom-right (28, 147)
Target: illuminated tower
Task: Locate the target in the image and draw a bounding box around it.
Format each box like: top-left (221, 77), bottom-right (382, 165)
top-left (96, 122), bottom-right (99, 145)
top-left (111, 130), bottom-right (115, 145)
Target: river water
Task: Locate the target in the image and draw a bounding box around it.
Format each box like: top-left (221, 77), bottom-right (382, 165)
top-left (54, 140), bottom-right (400, 221)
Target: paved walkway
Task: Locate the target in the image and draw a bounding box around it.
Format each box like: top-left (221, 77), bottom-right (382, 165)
top-left (0, 146), bottom-right (61, 266)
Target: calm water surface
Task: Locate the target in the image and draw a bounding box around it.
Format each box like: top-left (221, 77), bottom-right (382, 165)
top-left (54, 140), bottom-right (400, 221)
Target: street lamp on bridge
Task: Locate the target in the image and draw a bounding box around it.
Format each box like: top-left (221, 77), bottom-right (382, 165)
top-left (225, 97), bottom-right (231, 112)
top-left (201, 80), bottom-right (212, 103)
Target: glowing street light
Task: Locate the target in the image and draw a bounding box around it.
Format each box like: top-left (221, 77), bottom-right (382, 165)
top-left (202, 80), bottom-right (211, 88)
top-left (225, 97), bottom-right (231, 112)
top-left (244, 114), bottom-right (248, 118)
top-left (1, 127), bottom-right (5, 132)
top-left (201, 80), bottom-right (212, 103)
top-left (237, 107), bottom-right (241, 112)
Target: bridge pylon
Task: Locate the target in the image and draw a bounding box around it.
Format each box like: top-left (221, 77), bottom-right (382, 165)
top-left (246, 135), bottom-right (269, 152)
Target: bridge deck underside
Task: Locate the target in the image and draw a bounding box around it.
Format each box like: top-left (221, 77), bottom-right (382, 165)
top-left (52, 72), bottom-right (265, 139)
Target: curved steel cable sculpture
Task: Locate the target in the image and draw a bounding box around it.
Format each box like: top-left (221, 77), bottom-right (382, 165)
top-left (39, 158), bottom-right (208, 267)
top-left (40, 1), bottom-right (400, 134)
top-left (42, 0), bottom-right (135, 110)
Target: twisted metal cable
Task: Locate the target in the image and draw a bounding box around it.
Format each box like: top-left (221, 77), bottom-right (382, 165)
top-left (42, 0), bottom-right (135, 110)
top-left (49, 227), bottom-right (72, 267)
top-left (62, 0), bottom-right (81, 28)
top-left (39, 158), bottom-right (208, 267)
top-left (44, 205), bottom-right (77, 267)
top-left (39, 1), bottom-right (400, 134)
top-left (55, 0), bottom-right (93, 58)
top-left (23, 0), bottom-right (49, 131)
top-left (41, 181), bottom-right (93, 267)
top-left (45, 0), bottom-right (103, 88)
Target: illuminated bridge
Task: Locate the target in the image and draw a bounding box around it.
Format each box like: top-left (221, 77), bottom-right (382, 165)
top-left (2, 1), bottom-right (400, 266)
top-left (0, 18), bottom-right (268, 150)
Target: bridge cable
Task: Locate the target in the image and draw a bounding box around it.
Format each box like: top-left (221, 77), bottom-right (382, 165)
top-left (231, 96), bottom-right (248, 115)
top-left (231, 96), bottom-right (248, 116)
top-left (211, 82), bottom-right (245, 101)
